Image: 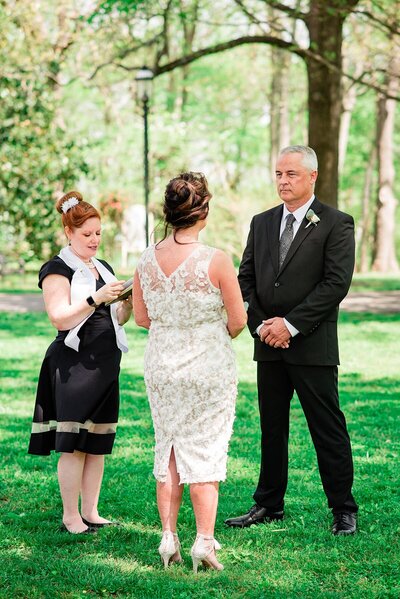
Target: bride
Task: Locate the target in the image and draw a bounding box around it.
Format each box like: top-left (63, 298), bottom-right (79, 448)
top-left (133, 172), bottom-right (247, 572)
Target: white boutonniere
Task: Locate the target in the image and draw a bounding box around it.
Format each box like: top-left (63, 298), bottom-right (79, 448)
top-left (305, 209), bottom-right (320, 228)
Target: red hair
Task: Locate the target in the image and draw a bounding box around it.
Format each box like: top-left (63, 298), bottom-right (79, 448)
top-left (56, 191), bottom-right (100, 230)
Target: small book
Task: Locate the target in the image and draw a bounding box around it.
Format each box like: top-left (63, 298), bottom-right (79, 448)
top-left (105, 278), bottom-right (133, 306)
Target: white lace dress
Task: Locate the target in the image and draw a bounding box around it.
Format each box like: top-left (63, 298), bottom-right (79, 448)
top-left (137, 243), bottom-right (237, 484)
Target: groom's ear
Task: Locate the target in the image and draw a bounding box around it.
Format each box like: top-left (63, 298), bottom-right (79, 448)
top-left (310, 170), bottom-right (318, 185)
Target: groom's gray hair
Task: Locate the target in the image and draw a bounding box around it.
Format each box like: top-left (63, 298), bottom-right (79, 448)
top-left (279, 145), bottom-right (318, 172)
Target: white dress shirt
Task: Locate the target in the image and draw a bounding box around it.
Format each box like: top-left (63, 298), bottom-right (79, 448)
top-left (257, 195), bottom-right (315, 339)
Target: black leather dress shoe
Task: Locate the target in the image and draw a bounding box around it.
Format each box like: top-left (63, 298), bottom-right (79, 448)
top-left (224, 504), bottom-right (284, 528)
top-left (332, 512), bottom-right (357, 535)
top-left (82, 518), bottom-right (120, 529)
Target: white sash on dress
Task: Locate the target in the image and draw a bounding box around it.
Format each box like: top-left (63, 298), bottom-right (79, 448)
top-left (58, 246), bottom-right (128, 353)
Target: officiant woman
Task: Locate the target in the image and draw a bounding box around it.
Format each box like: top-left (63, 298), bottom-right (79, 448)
top-left (28, 191), bottom-right (132, 534)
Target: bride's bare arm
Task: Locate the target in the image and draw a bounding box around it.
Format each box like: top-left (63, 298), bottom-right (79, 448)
top-left (116, 296), bottom-right (133, 325)
top-left (133, 270), bottom-right (151, 329)
top-left (209, 250), bottom-right (247, 338)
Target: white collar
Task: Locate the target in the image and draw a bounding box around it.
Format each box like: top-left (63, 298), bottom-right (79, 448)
top-left (58, 246), bottom-right (128, 353)
top-left (282, 194), bottom-right (315, 223)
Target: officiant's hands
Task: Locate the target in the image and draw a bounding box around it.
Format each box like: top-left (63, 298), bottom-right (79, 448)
top-left (260, 317), bottom-right (291, 349)
top-left (93, 280), bottom-right (126, 305)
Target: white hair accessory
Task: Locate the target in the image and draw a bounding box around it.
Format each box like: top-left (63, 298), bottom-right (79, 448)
top-left (61, 197), bottom-right (79, 213)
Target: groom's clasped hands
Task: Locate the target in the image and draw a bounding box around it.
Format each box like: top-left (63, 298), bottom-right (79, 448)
top-left (259, 316), bottom-right (291, 349)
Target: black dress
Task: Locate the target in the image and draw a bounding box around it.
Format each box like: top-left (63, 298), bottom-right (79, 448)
top-left (28, 257), bottom-right (122, 456)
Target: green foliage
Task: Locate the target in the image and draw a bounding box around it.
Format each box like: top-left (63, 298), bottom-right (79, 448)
top-left (0, 3), bottom-right (88, 262)
top-left (93, 0), bottom-right (152, 17)
top-left (0, 75), bottom-right (88, 260)
top-left (0, 0), bottom-right (399, 270)
top-left (0, 310), bottom-right (399, 597)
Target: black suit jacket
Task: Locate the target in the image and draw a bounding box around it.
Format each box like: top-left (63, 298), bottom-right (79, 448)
top-left (238, 198), bottom-right (355, 365)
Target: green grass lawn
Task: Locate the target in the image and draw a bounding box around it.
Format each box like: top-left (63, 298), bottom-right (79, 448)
top-left (349, 274), bottom-right (400, 292)
top-left (0, 313), bottom-right (399, 598)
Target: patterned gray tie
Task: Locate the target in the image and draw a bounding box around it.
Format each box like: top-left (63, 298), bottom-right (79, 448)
top-left (279, 214), bottom-right (296, 268)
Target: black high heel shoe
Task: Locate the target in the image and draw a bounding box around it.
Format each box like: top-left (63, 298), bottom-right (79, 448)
top-left (59, 523), bottom-right (97, 534)
top-left (81, 517), bottom-right (120, 529)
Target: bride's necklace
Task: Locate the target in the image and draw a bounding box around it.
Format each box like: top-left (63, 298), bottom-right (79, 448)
top-left (175, 237), bottom-right (200, 244)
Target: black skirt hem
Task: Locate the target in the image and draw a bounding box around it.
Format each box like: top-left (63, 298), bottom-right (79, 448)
top-left (28, 430), bottom-right (116, 456)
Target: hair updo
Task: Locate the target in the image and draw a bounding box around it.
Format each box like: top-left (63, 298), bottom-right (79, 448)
top-left (163, 172), bottom-right (211, 238)
top-left (56, 191), bottom-right (100, 230)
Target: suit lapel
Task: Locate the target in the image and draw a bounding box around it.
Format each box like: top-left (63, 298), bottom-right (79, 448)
top-left (267, 205), bottom-right (283, 276)
top-left (278, 198), bottom-right (323, 274)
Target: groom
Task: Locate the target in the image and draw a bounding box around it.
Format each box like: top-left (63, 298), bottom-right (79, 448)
top-left (226, 145), bottom-right (358, 535)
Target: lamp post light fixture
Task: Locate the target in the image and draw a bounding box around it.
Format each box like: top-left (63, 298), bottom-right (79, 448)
top-left (135, 66), bottom-right (154, 247)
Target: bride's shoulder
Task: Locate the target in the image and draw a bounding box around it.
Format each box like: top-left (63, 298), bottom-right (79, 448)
top-left (204, 244), bottom-right (226, 256)
top-left (137, 244), bottom-right (155, 265)
top-left (206, 246), bottom-right (232, 266)
top-left (207, 248), bottom-right (235, 283)
top-left (139, 245), bottom-right (152, 257)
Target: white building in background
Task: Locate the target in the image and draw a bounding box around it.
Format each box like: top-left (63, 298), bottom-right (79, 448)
top-left (120, 204), bottom-right (154, 268)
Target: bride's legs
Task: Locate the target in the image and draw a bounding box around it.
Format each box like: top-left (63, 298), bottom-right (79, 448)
top-left (189, 481), bottom-right (219, 536)
top-left (189, 481), bottom-right (223, 571)
top-left (81, 454), bottom-right (110, 524)
top-left (58, 450), bottom-right (87, 532)
top-left (157, 448), bottom-right (184, 532)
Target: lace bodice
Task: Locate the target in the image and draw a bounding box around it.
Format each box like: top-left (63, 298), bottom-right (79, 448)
top-left (137, 244), bottom-right (226, 328)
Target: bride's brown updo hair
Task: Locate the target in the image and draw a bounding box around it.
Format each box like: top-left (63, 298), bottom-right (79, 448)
top-left (163, 172), bottom-right (211, 240)
top-left (56, 191), bottom-right (100, 230)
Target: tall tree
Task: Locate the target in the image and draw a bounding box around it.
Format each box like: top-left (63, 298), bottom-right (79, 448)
top-left (267, 2), bottom-right (297, 177)
top-left (358, 144), bottom-right (376, 273)
top-left (372, 48), bottom-right (399, 272)
top-left (92, 0), bottom-right (390, 206)
top-left (305, 0), bottom-right (360, 204)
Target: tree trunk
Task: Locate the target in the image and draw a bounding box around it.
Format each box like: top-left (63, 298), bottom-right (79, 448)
top-left (306, 2), bottom-right (349, 207)
top-left (166, 71), bottom-right (177, 112)
top-left (372, 52), bottom-right (400, 273)
top-left (339, 82), bottom-right (358, 173)
top-left (358, 145), bottom-right (376, 272)
top-left (269, 47), bottom-right (291, 179)
top-left (180, 0), bottom-right (199, 115)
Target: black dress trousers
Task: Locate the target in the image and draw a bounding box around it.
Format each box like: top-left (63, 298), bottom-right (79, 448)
top-left (253, 360), bottom-right (358, 514)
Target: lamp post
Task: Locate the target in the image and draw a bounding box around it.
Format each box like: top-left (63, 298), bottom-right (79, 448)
top-left (135, 66), bottom-right (154, 247)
